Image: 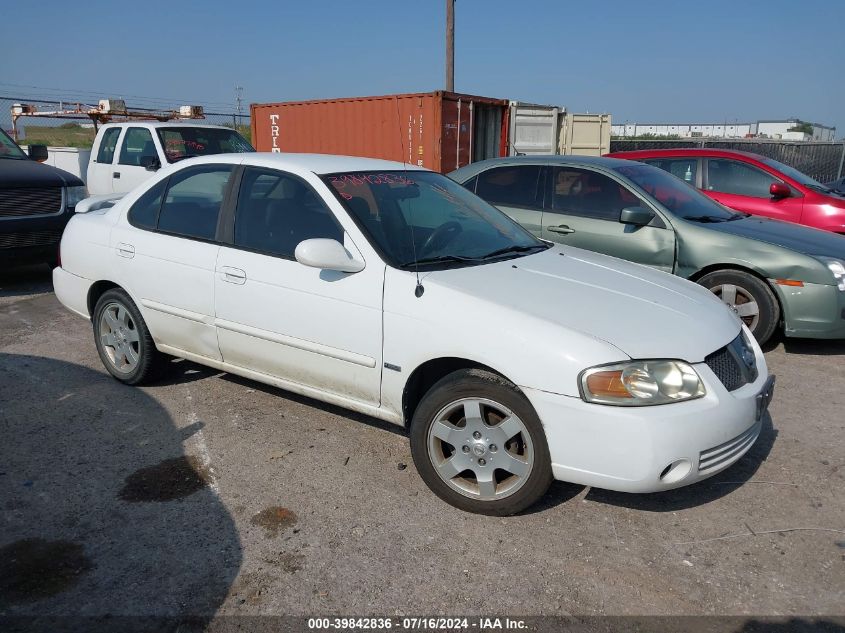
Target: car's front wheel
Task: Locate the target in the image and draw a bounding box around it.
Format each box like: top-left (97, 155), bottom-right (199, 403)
top-left (410, 369), bottom-right (553, 516)
top-left (93, 288), bottom-right (162, 385)
top-left (697, 269), bottom-right (780, 345)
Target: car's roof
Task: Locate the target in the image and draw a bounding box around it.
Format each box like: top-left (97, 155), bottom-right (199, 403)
top-left (607, 148), bottom-right (769, 162)
top-left (183, 152), bottom-right (429, 175)
top-left (462, 154), bottom-right (637, 170)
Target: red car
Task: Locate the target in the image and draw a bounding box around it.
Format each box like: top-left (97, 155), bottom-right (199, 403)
top-left (606, 148), bottom-right (845, 233)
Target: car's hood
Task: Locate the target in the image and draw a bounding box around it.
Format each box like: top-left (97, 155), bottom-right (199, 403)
top-left (425, 245), bottom-right (740, 362)
top-left (0, 156), bottom-right (84, 188)
top-left (701, 215), bottom-right (845, 259)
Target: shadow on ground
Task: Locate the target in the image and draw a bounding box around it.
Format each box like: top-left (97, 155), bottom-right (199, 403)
top-left (0, 264), bottom-right (53, 299)
top-left (0, 354), bottom-right (242, 626)
top-left (586, 413), bottom-right (777, 512)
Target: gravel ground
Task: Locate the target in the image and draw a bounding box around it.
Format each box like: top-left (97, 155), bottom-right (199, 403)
top-left (1, 265), bottom-right (843, 623)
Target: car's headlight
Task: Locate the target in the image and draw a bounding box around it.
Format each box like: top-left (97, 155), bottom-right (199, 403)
top-left (819, 258), bottom-right (845, 292)
top-left (65, 185), bottom-right (88, 208)
top-left (580, 360), bottom-right (706, 406)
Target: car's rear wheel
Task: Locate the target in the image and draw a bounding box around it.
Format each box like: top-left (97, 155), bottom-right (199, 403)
top-left (410, 369), bottom-right (553, 516)
top-left (93, 289), bottom-right (162, 385)
top-left (697, 270), bottom-right (780, 345)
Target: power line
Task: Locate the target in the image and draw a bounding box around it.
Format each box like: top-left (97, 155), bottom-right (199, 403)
top-left (0, 82), bottom-right (237, 109)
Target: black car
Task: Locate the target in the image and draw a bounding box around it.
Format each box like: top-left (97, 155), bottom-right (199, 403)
top-left (1, 128), bottom-right (87, 265)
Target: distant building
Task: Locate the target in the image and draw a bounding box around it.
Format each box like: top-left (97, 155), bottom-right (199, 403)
top-left (612, 119), bottom-right (836, 142)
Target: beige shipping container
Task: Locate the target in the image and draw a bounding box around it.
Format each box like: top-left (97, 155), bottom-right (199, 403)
top-left (508, 102), bottom-right (611, 156)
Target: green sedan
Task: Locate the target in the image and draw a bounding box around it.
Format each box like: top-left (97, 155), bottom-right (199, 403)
top-left (450, 156), bottom-right (845, 345)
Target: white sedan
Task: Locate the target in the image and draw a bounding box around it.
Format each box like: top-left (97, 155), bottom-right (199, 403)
top-left (53, 153), bottom-right (774, 515)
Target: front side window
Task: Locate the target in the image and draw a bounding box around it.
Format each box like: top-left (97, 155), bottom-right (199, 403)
top-left (234, 167), bottom-right (342, 258)
top-left (644, 158), bottom-right (698, 185)
top-left (0, 129), bottom-right (27, 159)
top-left (707, 159), bottom-right (779, 198)
top-left (118, 128), bottom-right (156, 166)
top-left (324, 171), bottom-right (546, 269)
top-left (475, 165), bottom-right (544, 208)
top-left (156, 165), bottom-right (233, 240)
top-left (97, 127), bottom-right (122, 164)
top-left (157, 127), bottom-right (254, 163)
top-left (549, 167), bottom-right (639, 221)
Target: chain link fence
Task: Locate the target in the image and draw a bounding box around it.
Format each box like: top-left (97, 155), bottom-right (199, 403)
top-left (610, 138), bottom-right (845, 183)
top-left (0, 96), bottom-right (250, 147)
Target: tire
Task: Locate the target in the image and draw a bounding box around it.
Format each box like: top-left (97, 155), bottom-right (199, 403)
top-left (697, 270), bottom-right (780, 345)
top-left (92, 288), bottom-right (163, 385)
top-left (410, 369), bottom-right (553, 516)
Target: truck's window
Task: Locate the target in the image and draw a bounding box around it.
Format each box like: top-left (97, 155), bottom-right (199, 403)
top-left (233, 167), bottom-right (342, 258)
top-left (157, 165), bottom-right (233, 241)
top-left (97, 128), bottom-right (122, 164)
top-left (156, 127), bottom-right (254, 163)
top-left (118, 128), bottom-right (156, 167)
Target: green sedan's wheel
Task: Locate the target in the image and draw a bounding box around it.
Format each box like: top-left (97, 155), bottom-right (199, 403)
top-left (697, 270), bottom-right (780, 345)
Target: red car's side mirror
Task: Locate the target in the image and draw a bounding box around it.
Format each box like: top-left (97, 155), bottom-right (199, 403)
top-left (770, 182), bottom-right (791, 199)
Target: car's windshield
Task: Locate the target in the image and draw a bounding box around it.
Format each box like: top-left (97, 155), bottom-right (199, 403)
top-left (156, 127), bottom-right (254, 163)
top-left (0, 128), bottom-right (28, 160)
top-left (614, 163), bottom-right (740, 222)
top-left (760, 156), bottom-right (827, 189)
top-left (323, 170), bottom-right (548, 269)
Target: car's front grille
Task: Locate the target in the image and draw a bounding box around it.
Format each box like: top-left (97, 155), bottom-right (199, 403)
top-left (705, 334), bottom-right (758, 392)
top-left (699, 420), bottom-right (762, 473)
top-left (0, 187), bottom-right (63, 218)
top-left (0, 229), bottom-right (63, 248)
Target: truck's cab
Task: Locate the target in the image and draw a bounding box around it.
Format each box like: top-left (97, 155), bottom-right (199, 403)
top-left (87, 122), bottom-right (254, 195)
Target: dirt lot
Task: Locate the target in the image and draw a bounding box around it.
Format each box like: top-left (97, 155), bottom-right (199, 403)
top-left (1, 265), bottom-right (843, 625)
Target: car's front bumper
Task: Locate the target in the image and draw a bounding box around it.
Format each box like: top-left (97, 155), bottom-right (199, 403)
top-left (0, 209), bottom-right (72, 264)
top-left (522, 341), bottom-right (771, 493)
top-left (774, 280), bottom-right (845, 339)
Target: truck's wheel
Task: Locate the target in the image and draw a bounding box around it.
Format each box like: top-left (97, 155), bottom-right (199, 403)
top-left (92, 288), bottom-right (163, 385)
top-left (410, 369), bottom-right (553, 516)
top-left (697, 270), bottom-right (780, 345)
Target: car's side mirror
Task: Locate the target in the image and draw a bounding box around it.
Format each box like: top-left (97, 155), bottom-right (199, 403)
top-left (28, 144), bottom-right (48, 162)
top-left (140, 156), bottom-right (161, 171)
top-left (770, 182), bottom-right (791, 199)
top-left (295, 238), bottom-right (365, 273)
top-left (619, 206), bottom-right (655, 226)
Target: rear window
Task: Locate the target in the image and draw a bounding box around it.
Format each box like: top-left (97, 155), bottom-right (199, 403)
top-left (156, 127), bottom-right (254, 163)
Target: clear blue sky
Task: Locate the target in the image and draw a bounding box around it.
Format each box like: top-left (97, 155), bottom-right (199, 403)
top-left (3, 0), bottom-right (843, 135)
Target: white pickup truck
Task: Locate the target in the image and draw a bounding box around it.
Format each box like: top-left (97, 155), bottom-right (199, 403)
top-left (87, 122), bottom-right (254, 194)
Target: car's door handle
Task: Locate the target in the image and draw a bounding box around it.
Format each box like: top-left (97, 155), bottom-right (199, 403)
top-left (219, 266), bottom-right (246, 285)
top-left (113, 172), bottom-right (121, 178)
top-left (547, 225), bottom-right (575, 235)
top-left (116, 243), bottom-right (135, 258)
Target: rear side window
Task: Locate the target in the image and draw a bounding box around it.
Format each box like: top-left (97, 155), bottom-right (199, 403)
top-left (157, 166), bottom-right (233, 240)
top-left (644, 158), bottom-right (698, 185)
top-left (128, 178), bottom-right (167, 229)
top-left (96, 128), bottom-right (121, 164)
top-left (118, 128), bottom-right (156, 166)
top-left (475, 165), bottom-right (544, 208)
top-left (234, 167), bottom-right (342, 258)
top-left (707, 159), bottom-right (779, 198)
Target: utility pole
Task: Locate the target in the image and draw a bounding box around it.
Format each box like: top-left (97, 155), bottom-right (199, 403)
top-left (235, 85), bottom-right (244, 126)
top-left (446, 0), bottom-right (455, 92)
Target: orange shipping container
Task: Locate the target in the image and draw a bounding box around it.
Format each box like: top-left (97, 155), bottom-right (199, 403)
top-left (251, 91), bottom-right (509, 174)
